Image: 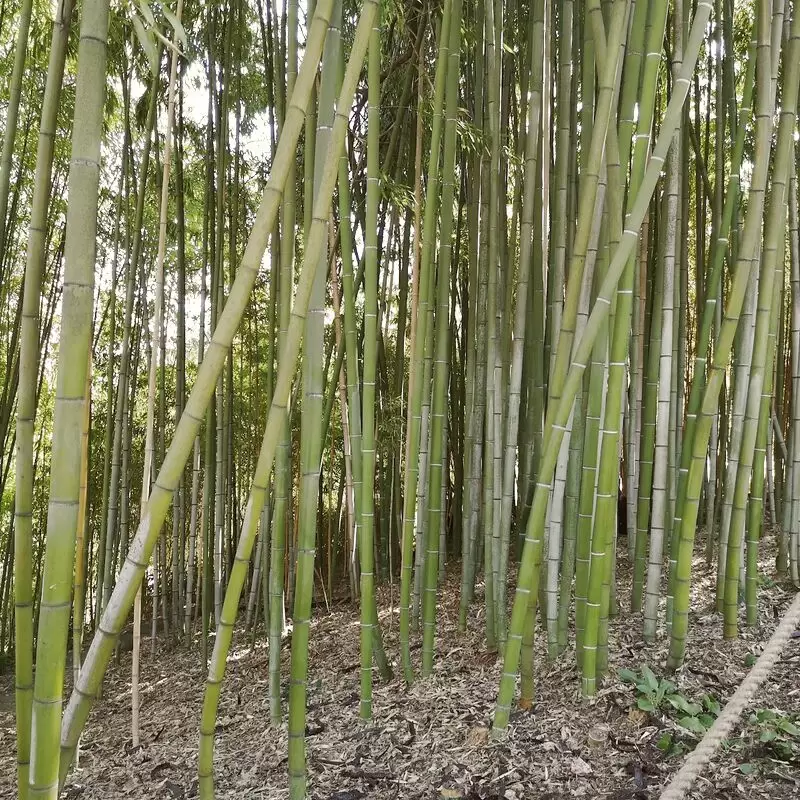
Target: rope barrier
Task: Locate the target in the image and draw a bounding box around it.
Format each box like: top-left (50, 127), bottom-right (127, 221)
top-left (659, 590), bottom-right (800, 800)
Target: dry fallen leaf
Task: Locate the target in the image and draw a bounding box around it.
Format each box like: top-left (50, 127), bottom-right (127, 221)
top-left (628, 707), bottom-right (648, 726)
top-left (571, 757), bottom-right (593, 776)
top-left (464, 725), bottom-right (489, 746)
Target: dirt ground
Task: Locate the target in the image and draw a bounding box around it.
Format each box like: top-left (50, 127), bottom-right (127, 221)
top-left (1, 534), bottom-right (798, 799)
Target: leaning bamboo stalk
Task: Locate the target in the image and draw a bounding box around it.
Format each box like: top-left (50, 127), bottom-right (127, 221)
top-left (668, 31), bottom-right (756, 610)
top-left (191, 5), bottom-right (377, 797)
top-left (59, 0), bottom-right (337, 780)
top-left (579, 0), bottom-right (632, 688)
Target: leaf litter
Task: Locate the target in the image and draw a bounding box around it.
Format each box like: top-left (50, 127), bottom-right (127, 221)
top-left (0, 532), bottom-right (797, 799)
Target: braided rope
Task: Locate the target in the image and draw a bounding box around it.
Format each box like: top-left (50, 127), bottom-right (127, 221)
top-left (659, 591), bottom-right (800, 800)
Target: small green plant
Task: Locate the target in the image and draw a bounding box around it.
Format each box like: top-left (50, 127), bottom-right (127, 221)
top-left (757, 572), bottom-right (777, 589)
top-left (619, 665), bottom-right (675, 712)
top-left (655, 731), bottom-right (689, 759)
top-left (620, 666), bottom-right (720, 750)
top-left (666, 692), bottom-right (720, 735)
top-left (747, 709), bottom-right (800, 761)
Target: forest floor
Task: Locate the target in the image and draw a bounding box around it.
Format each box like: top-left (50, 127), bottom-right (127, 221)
top-left (1, 533), bottom-right (799, 799)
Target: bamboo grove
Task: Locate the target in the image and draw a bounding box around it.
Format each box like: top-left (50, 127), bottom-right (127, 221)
top-left (0, 0), bottom-right (799, 796)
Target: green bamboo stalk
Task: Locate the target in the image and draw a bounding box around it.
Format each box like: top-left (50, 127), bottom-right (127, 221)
top-left (398, 0), bottom-right (453, 683)
top-left (13, 3), bottom-right (74, 794)
top-left (579, 0), bottom-right (635, 688)
top-left (493, 0), bottom-right (714, 734)
top-left (103, 73), bottom-right (160, 615)
top-left (412, 289), bottom-right (435, 629)
top-left (71, 345), bottom-right (91, 771)
top-left (459, 7), bottom-right (483, 611)
top-left (703, 0), bottom-right (728, 566)
top-left (0, 0), bottom-right (32, 261)
top-left (29, 0), bottom-right (111, 793)
top-left (787, 162), bottom-right (800, 584)
top-left (284, 0), bottom-right (341, 781)
top-left (558, 244), bottom-right (596, 655)
top-left (482, 0), bottom-right (503, 644)
top-left (724, 20), bottom-right (794, 635)
top-left (543, 0), bottom-right (577, 658)
top-left (212, 5), bottom-right (232, 632)
top-left (94, 157), bottom-right (123, 628)
top-left (669, 30), bottom-right (755, 608)
top-left (668, 0), bottom-right (796, 669)
top-left (359, 5), bottom-right (380, 716)
top-left (717, 261), bottom-right (758, 604)
top-left (572, 12), bottom-right (599, 668)
top-left (134, 0), bottom-right (184, 743)
top-left (507, 0), bottom-right (545, 649)
top-left (422, 0), bottom-right (462, 675)
top-left (644, 150), bottom-right (679, 644)
top-left (192, 5), bottom-right (377, 797)
top-left (634, 212), bottom-right (664, 613)
top-left (551, 0), bottom-right (628, 667)
top-left (745, 240), bottom-right (783, 625)
top-left (629, 0), bottom-right (677, 613)
top-left (268, 0), bottom-right (298, 726)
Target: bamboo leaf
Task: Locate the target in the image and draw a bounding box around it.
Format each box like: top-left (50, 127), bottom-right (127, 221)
top-left (132, 15), bottom-right (158, 74)
top-left (137, 0), bottom-right (155, 28)
top-left (162, 6), bottom-right (187, 47)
